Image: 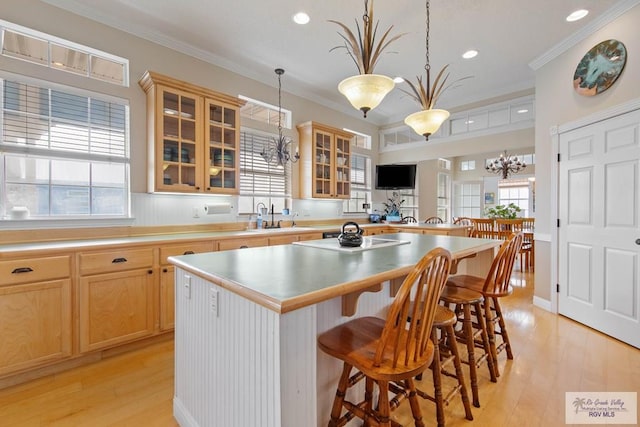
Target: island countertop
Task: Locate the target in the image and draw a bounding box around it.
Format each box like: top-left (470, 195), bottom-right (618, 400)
top-left (169, 232), bottom-right (500, 314)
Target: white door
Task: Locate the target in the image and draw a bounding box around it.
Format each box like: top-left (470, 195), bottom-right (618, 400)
top-left (558, 108), bottom-right (640, 348)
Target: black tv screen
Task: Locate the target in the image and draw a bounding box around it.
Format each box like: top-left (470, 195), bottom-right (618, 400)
top-left (375, 164), bottom-right (417, 189)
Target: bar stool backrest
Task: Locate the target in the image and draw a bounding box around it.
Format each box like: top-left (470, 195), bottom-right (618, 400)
top-left (482, 232), bottom-right (523, 296)
top-left (377, 247), bottom-right (452, 369)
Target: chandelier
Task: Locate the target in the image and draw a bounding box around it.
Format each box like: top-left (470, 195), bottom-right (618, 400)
top-left (330, 0), bottom-right (404, 118)
top-left (402, 0), bottom-right (451, 140)
top-left (260, 68), bottom-right (299, 168)
top-left (485, 150), bottom-right (527, 179)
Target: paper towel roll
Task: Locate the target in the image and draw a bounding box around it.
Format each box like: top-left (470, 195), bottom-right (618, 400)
top-left (204, 203), bottom-right (232, 215)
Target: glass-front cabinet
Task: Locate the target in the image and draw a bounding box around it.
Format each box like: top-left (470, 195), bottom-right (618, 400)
top-left (139, 71), bottom-right (244, 194)
top-left (297, 121), bottom-right (353, 199)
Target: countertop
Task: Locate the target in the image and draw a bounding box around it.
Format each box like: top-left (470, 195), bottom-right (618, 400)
top-left (169, 232), bottom-right (500, 314)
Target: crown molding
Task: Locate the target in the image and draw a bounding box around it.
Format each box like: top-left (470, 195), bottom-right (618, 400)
top-left (529, 0), bottom-right (640, 71)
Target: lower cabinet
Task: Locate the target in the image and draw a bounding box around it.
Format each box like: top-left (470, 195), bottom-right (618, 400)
top-left (79, 269), bottom-right (155, 353)
top-left (0, 279), bottom-right (72, 376)
top-left (218, 236), bottom-right (269, 251)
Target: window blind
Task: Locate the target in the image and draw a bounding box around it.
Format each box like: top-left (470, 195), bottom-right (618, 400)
top-left (239, 130), bottom-right (290, 197)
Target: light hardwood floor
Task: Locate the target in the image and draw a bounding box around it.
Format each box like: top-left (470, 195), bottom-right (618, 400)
top-left (1, 270), bottom-right (638, 426)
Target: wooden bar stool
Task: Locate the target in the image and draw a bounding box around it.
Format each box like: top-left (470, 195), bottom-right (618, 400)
top-left (439, 285), bottom-right (496, 408)
top-left (446, 232), bottom-right (523, 378)
top-left (416, 305), bottom-right (474, 427)
top-left (318, 247), bottom-right (452, 427)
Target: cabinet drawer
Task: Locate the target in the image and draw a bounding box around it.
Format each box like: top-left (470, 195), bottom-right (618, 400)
top-left (159, 241), bottom-right (215, 264)
top-left (79, 248), bottom-right (154, 276)
top-left (0, 256), bottom-right (71, 286)
top-left (218, 237), bottom-right (269, 251)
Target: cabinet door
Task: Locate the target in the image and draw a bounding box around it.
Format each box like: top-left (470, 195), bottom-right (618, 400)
top-left (160, 266), bottom-right (176, 331)
top-left (79, 269), bottom-right (155, 352)
top-left (0, 279), bottom-right (72, 376)
top-left (205, 98), bottom-right (240, 194)
top-left (334, 133), bottom-right (351, 199)
top-left (268, 234), bottom-right (299, 246)
top-left (156, 86), bottom-right (203, 192)
top-left (312, 129), bottom-right (334, 198)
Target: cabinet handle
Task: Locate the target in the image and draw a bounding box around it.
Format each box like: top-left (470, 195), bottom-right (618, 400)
top-left (195, 186), bottom-right (200, 190)
top-left (162, 268), bottom-right (168, 273)
top-left (112, 257), bottom-right (128, 263)
top-left (240, 245), bottom-right (249, 249)
top-left (183, 250), bottom-right (195, 255)
top-left (148, 270), bottom-right (153, 275)
top-left (11, 267), bottom-right (34, 274)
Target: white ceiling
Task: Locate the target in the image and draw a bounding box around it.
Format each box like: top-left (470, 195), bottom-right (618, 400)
top-left (43, 0), bottom-right (623, 125)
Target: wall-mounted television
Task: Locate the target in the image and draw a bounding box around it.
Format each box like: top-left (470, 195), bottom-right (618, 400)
top-left (375, 164), bottom-right (417, 189)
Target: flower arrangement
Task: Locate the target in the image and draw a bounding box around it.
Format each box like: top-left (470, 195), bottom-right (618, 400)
top-left (328, 0), bottom-right (405, 75)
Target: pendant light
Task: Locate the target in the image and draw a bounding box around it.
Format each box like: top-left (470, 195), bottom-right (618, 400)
top-left (260, 68), bottom-right (299, 168)
top-left (402, 0), bottom-right (469, 140)
top-left (330, 0), bottom-right (405, 118)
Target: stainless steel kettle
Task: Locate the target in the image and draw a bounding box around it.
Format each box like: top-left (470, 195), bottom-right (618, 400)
top-left (338, 221), bottom-right (364, 247)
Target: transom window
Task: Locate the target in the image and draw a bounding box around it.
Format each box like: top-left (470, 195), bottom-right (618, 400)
top-left (0, 74), bottom-right (130, 219)
top-left (238, 95), bottom-right (291, 129)
top-left (343, 153), bottom-right (371, 213)
top-left (0, 20), bottom-right (129, 86)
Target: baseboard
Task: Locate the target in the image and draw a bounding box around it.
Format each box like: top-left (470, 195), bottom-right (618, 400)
top-left (533, 296), bottom-right (552, 312)
top-left (174, 397), bottom-right (199, 427)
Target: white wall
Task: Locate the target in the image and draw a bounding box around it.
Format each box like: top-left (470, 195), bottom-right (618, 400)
top-left (534, 3), bottom-right (640, 301)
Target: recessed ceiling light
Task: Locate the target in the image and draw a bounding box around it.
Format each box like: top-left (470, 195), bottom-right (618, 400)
top-left (566, 9), bottom-right (589, 22)
top-left (462, 50), bottom-right (478, 59)
top-left (393, 76), bottom-right (405, 83)
top-left (293, 12), bottom-right (310, 25)
top-left (517, 109), bottom-right (529, 114)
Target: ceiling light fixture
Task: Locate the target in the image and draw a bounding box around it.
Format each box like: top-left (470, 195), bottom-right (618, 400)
top-left (260, 68), bottom-right (299, 168)
top-left (293, 12), bottom-right (310, 25)
top-left (462, 50), bottom-right (478, 59)
top-left (402, 0), bottom-right (471, 140)
top-left (485, 150), bottom-right (527, 179)
top-left (393, 76), bottom-right (405, 84)
top-left (566, 9), bottom-right (589, 22)
top-left (329, 0), bottom-right (405, 118)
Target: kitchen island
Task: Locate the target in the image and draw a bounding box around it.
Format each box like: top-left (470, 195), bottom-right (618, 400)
top-left (169, 233), bottom-right (501, 427)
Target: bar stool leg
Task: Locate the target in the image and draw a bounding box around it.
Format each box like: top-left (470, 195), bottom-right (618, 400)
top-left (329, 363), bottom-right (352, 427)
top-left (460, 302), bottom-right (481, 408)
top-left (443, 323), bottom-right (474, 421)
top-left (473, 301), bottom-right (498, 382)
top-left (430, 327), bottom-right (446, 427)
top-left (493, 297), bottom-right (514, 360)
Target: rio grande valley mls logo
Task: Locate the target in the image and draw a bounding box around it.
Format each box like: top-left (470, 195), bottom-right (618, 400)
top-left (566, 392), bottom-right (637, 424)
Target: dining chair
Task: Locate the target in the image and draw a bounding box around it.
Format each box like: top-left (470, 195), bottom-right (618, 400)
top-left (317, 247), bottom-right (452, 427)
top-left (494, 218), bottom-right (524, 240)
top-left (424, 216), bottom-right (444, 224)
top-left (470, 218), bottom-right (495, 238)
top-left (402, 216), bottom-right (418, 224)
top-left (453, 217), bottom-right (474, 237)
top-left (446, 232), bottom-right (523, 378)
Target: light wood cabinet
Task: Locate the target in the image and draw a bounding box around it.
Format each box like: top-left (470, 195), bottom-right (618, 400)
top-left (139, 71), bottom-right (245, 194)
top-left (297, 121), bottom-right (353, 199)
top-left (0, 255), bottom-right (72, 376)
top-left (159, 241), bottom-right (215, 331)
top-left (78, 248), bottom-right (155, 352)
top-left (268, 234), bottom-right (299, 246)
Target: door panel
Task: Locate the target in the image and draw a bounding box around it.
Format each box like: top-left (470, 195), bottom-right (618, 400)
top-left (559, 108), bottom-right (640, 348)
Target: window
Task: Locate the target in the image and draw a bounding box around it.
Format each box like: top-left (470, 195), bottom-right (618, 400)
top-left (345, 128), bottom-right (371, 149)
top-left (438, 158), bottom-right (451, 170)
top-left (238, 95), bottom-right (291, 129)
top-left (238, 129), bottom-right (291, 213)
top-left (0, 75), bottom-right (130, 219)
top-left (498, 179), bottom-right (531, 217)
top-left (437, 173), bottom-right (450, 221)
top-left (343, 154), bottom-right (371, 213)
top-left (453, 182), bottom-right (481, 218)
top-left (1, 21), bottom-right (128, 86)
top-left (398, 189), bottom-right (419, 219)
top-left (460, 160), bottom-right (475, 171)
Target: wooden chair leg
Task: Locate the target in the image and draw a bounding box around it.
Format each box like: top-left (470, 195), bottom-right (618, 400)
top-left (329, 363), bottom-right (352, 427)
top-left (484, 298), bottom-right (500, 378)
top-left (474, 301), bottom-right (498, 382)
top-left (444, 323), bottom-right (474, 421)
top-left (405, 378), bottom-right (425, 427)
top-left (377, 380), bottom-right (392, 427)
top-left (493, 297), bottom-right (514, 360)
top-left (461, 302), bottom-right (481, 408)
top-left (430, 328), bottom-right (445, 427)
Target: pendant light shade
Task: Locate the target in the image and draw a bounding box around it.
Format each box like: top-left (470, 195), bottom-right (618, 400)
top-left (404, 108), bottom-right (450, 140)
top-left (338, 74), bottom-right (395, 118)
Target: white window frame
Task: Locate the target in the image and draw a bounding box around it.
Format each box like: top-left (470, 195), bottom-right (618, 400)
top-left (343, 153), bottom-right (371, 214)
top-left (0, 72), bottom-right (131, 220)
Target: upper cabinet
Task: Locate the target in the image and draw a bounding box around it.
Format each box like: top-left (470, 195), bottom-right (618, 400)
top-left (297, 121), bottom-right (353, 199)
top-left (139, 71), bottom-right (245, 194)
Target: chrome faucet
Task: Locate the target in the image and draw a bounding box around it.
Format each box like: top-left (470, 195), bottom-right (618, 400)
top-left (265, 204), bottom-right (280, 228)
